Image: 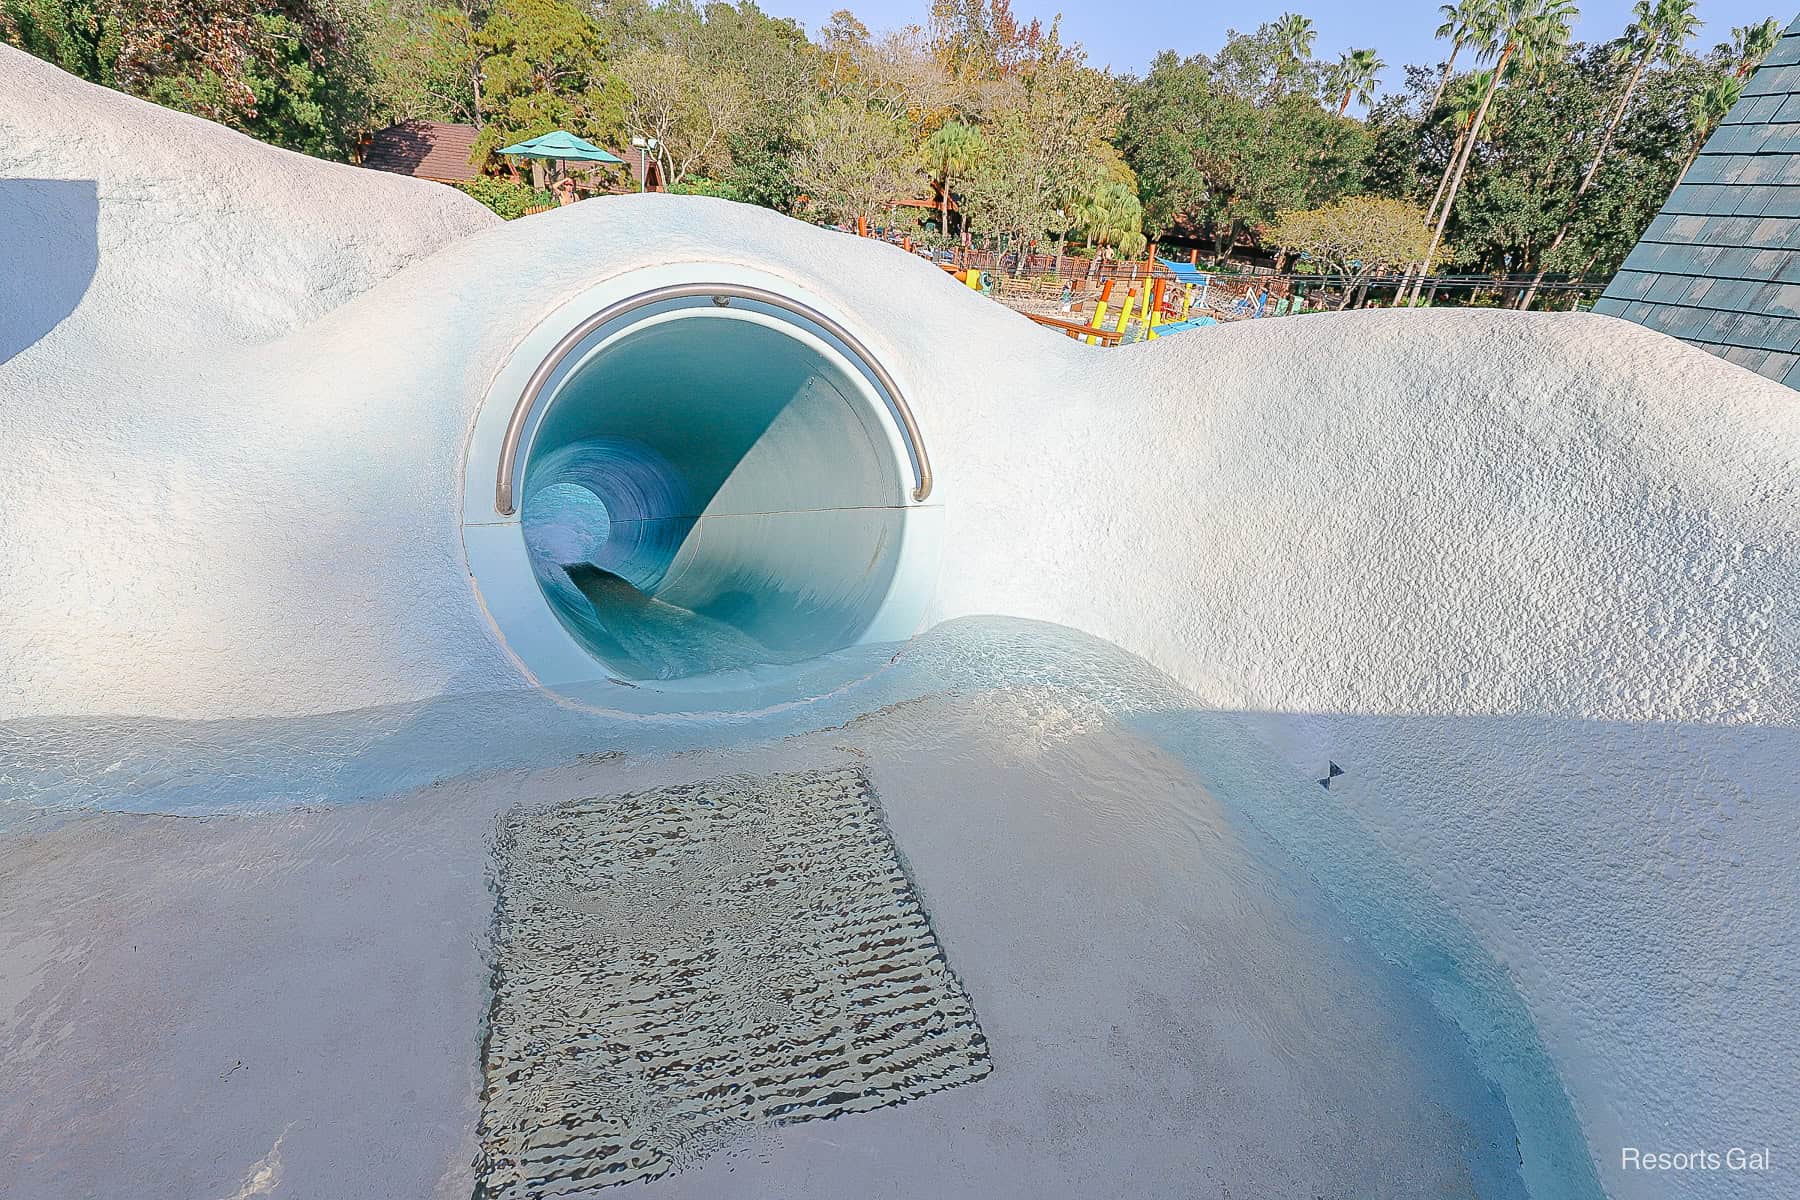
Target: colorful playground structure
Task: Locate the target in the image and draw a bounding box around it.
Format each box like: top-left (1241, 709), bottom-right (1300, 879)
top-left (944, 253), bottom-right (1313, 344)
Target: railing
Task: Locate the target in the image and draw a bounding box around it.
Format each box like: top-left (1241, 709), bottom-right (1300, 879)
top-left (1022, 311), bottom-right (1127, 346)
top-left (900, 233), bottom-right (1610, 304)
top-left (944, 256), bottom-right (1606, 316)
top-left (920, 246), bottom-right (1179, 285)
top-left (495, 283), bottom-right (934, 515)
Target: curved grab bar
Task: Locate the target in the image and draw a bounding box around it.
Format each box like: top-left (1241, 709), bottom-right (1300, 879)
top-left (494, 282), bottom-right (933, 515)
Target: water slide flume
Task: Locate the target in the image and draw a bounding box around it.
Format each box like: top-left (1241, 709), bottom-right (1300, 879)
top-left (2, 45), bottom-right (1797, 1200)
top-left (464, 269), bottom-right (939, 688)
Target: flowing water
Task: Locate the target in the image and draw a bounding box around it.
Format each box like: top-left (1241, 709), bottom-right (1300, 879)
top-left (0, 618), bottom-right (1580, 1199)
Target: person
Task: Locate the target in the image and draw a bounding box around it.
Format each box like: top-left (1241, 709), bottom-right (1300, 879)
top-left (553, 175), bottom-right (577, 207)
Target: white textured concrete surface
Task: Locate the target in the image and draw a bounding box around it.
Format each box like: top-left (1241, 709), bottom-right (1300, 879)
top-left (3, 51), bottom-right (1798, 1199)
top-left (0, 691), bottom-right (1534, 1200)
top-left (0, 45), bottom-right (495, 348)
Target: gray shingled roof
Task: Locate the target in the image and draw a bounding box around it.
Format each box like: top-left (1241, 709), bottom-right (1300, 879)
top-left (1596, 16), bottom-right (1800, 388)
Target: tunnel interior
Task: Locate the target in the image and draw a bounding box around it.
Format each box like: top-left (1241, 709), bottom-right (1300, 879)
top-left (517, 312), bottom-right (911, 682)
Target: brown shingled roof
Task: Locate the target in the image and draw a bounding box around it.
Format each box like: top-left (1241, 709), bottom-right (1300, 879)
top-left (361, 121), bottom-right (482, 184)
top-left (619, 142), bottom-right (665, 191)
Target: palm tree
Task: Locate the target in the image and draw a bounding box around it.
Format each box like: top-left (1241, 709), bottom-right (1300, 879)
top-left (919, 121), bottom-right (982, 237)
top-left (1405, 0), bottom-right (1578, 305)
top-left (1518, 0), bottom-right (1700, 309)
top-left (1427, 70), bottom-right (1496, 222)
top-left (1268, 12), bottom-right (1317, 98)
top-left (1327, 48), bottom-right (1386, 115)
top-left (1428, 0), bottom-right (1489, 114)
top-left (1728, 18), bottom-right (1780, 78)
top-left (1400, 2), bottom-right (1498, 295)
top-left (1397, 69), bottom-right (1495, 300)
top-left (1679, 72), bottom-right (1745, 176)
top-left (1272, 12), bottom-right (1318, 65)
top-left (1075, 181), bottom-right (1145, 256)
top-left (1591, 0), bottom-right (1701, 194)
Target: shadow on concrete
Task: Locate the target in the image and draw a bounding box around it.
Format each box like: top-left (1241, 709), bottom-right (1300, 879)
top-left (1, 178), bottom-right (99, 363)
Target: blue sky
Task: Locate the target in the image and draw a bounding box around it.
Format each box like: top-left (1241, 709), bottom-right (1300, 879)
top-left (768, 0), bottom-right (1790, 97)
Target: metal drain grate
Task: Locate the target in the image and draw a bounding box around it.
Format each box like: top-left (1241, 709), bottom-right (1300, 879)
top-left (476, 766), bottom-right (990, 1195)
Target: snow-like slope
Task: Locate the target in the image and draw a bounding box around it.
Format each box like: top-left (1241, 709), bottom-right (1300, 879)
top-left (0, 44), bottom-right (495, 349)
top-left (2, 49), bottom-right (1797, 1199)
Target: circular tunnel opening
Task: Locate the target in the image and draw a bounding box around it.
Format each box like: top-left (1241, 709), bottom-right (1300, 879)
top-left (516, 310), bottom-right (912, 683)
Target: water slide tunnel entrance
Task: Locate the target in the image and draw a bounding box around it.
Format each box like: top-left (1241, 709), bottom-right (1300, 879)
top-left (463, 273), bottom-right (939, 689)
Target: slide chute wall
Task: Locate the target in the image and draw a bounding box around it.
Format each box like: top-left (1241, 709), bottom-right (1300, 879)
top-left (2, 46), bottom-right (1797, 1200)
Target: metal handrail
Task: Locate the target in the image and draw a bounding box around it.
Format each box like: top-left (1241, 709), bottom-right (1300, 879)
top-left (494, 282), bottom-right (933, 515)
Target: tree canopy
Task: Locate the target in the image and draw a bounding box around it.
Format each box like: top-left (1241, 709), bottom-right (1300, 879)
top-left (1272, 195), bottom-right (1439, 306)
top-left (2, 0), bottom-right (1783, 301)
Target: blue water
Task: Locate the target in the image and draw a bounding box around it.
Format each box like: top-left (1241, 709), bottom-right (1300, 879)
top-left (0, 617), bottom-right (1595, 1198)
top-left (517, 436), bottom-right (908, 680)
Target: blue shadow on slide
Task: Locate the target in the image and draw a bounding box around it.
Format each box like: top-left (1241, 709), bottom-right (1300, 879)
top-left (1, 178), bottom-right (99, 363)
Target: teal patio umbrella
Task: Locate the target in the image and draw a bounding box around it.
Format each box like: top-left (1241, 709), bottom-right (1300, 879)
top-left (498, 131), bottom-right (625, 195)
top-left (497, 131), bottom-right (625, 164)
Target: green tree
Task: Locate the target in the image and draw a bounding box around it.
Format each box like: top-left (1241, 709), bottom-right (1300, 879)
top-left (1517, 0), bottom-right (1699, 306)
top-left (1361, 72), bottom-right (1433, 201)
top-left (618, 47), bottom-right (749, 187)
top-left (626, 1), bottom-right (819, 205)
top-left (791, 98), bottom-right (923, 228)
top-left (1268, 11), bottom-right (1316, 99)
top-left (1272, 195), bottom-right (1438, 307)
top-left (1, 0), bottom-right (118, 82)
top-left (1383, 35), bottom-right (1710, 293)
top-left (470, 0), bottom-right (625, 164)
top-left (361, 0), bottom-right (486, 127)
top-left (1443, 54), bottom-right (1594, 281)
top-left (958, 38), bottom-right (1126, 265)
top-left (1426, 68), bottom-right (1496, 224)
top-left (1209, 18), bottom-right (1320, 100)
top-left (1406, 0), bottom-right (1578, 302)
top-left (1072, 179), bottom-right (1146, 256)
top-left (919, 119), bottom-right (983, 233)
top-left (1119, 49), bottom-right (1368, 257)
top-left (1724, 17), bottom-right (1780, 77)
top-left (1428, 0), bottom-right (1488, 113)
top-left (1589, 0), bottom-right (1700, 193)
top-left (2, 0), bottom-right (375, 158)
top-left (1421, 39), bottom-right (1695, 293)
top-left (1550, 50), bottom-right (1707, 279)
top-left (1326, 47), bottom-right (1385, 115)
top-left (1680, 71), bottom-right (1743, 174)
top-left (456, 174), bottom-right (553, 216)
